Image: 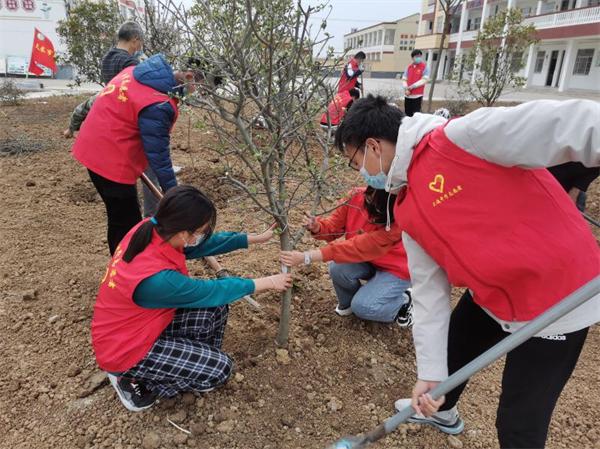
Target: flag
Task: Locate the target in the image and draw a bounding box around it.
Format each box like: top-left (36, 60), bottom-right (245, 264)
top-left (28, 28), bottom-right (57, 76)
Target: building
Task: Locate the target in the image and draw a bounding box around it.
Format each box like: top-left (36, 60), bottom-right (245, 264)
top-left (343, 14), bottom-right (420, 78)
top-left (0, 0), bottom-right (145, 77)
top-left (0, 0), bottom-right (67, 76)
top-left (415, 0), bottom-right (600, 91)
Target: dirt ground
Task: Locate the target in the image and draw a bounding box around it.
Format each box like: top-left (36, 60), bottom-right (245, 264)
top-left (0, 96), bottom-right (598, 449)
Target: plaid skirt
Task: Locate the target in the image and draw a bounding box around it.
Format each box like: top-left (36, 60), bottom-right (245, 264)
top-left (123, 305), bottom-right (232, 398)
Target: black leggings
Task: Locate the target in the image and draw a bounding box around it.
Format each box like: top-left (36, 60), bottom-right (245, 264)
top-left (441, 291), bottom-right (588, 449)
top-left (88, 170), bottom-right (141, 255)
top-left (404, 96), bottom-right (423, 117)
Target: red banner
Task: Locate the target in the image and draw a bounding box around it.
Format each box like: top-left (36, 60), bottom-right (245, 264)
top-left (28, 28), bottom-right (57, 76)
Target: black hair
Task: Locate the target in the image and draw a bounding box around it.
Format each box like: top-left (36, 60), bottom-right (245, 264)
top-left (364, 186), bottom-right (396, 224)
top-left (334, 94), bottom-right (405, 154)
top-left (184, 57), bottom-right (223, 86)
top-left (349, 88), bottom-right (360, 99)
top-left (411, 49), bottom-right (423, 58)
top-left (122, 185), bottom-right (217, 263)
top-left (355, 51), bottom-right (366, 60)
top-left (118, 21), bottom-right (144, 42)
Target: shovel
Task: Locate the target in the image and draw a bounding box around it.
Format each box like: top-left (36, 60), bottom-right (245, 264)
top-left (140, 173), bottom-right (261, 309)
top-left (326, 274), bottom-right (600, 449)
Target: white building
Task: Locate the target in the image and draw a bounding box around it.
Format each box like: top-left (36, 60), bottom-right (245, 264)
top-left (0, 0), bottom-right (145, 77)
top-left (0, 0), bottom-right (67, 76)
top-left (416, 0), bottom-right (600, 91)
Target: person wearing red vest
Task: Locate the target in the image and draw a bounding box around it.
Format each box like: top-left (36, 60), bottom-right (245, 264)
top-left (402, 49), bottom-right (430, 117)
top-left (93, 185), bottom-right (292, 411)
top-left (280, 186), bottom-right (413, 326)
top-left (320, 88), bottom-right (360, 128)
top-left (300, 95), bottom-right (599, 448)
top-left (338, 52), bottom-right (365, 94)
top-left (72, 54), bottom-right (198, 255)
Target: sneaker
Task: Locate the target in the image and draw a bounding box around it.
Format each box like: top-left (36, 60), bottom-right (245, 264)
top-left (335, 305), bottom-right (353, 316)
top-left (394, 398), bottom-right (464, 435)
top-left (173, 165), bottom-right (183, 174)
top-left (395, 289), bottom-right (414, 328)
top-left (107, 373), bottom-right (157, 412)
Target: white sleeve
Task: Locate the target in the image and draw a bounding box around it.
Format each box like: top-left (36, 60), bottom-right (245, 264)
top-left (345, 63), bottom-right (355, 78)
top-left (445, 99), bottom-right (600, 168)
top-left (403, 232), bottom-right (452, 382)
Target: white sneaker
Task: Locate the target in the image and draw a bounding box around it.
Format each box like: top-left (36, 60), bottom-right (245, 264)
top-left (394, 398), bottom-right (464, 435)
top-left (335, 305), bottom-right (353, 316)
top-left (173, 165), bottom-right (183, 174)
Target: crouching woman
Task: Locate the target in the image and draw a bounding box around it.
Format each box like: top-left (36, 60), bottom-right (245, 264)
top-left (91, 185), bottom-right (291, 411)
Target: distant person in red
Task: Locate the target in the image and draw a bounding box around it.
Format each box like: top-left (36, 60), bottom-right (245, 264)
top-left (402, 49), bottom-right (430, 117)
top-left (320, 88), bottom-right (360, 127)
top-left (338, 52), bottom-right (366, 93)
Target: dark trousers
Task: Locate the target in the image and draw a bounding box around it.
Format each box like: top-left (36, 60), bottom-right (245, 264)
top-left (404, 96), bottom-right (423, 117)
top-left (440, 291), bottom-right (588, 449)
top-left (88, 170), bottom-right (141, 255)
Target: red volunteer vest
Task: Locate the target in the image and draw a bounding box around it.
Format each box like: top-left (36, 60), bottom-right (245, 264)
top-left (320, 91), bottom-right (353, 126)
top-left (92, 220), bottom-right (188, 372)
top-left (396, 126), bottom-right (599, 321)
top-left (344, 189), bottom-right (410, 280)
top-left (338, 58), bottom-right (360, 93)
top-left (72, 66), bottom-right (179, 185)
top-left (406, 62), bottom-right (427, 96)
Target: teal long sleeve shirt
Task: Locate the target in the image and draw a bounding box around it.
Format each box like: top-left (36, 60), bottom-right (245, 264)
top-left (133, 232), bottom-right (255, 309)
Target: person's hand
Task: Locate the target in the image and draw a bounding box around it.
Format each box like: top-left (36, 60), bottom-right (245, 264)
top-left (253, 273), bottom-right (293, 293)
top-left (63, 129), bottom-right (74, 138)
top-left (411, 380), bottom-right (444, 417)
top-left (280, 251), bottom-right (305, 267)
top-left (303, 213), bottom-right (321, 234)
top-left (248, 223), bottom-right (277, 245)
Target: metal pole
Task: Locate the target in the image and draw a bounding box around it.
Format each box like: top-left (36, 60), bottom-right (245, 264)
top-left (327, 275), bottom-right (600, 449)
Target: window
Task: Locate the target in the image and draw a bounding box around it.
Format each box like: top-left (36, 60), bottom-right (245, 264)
top-left (377, 30), bottom-right (382, 45)
top-left (384, 29), bottom-right (395, 45)
top-left (511, 51), bottom-right (524, 72)
top-left (534, 51), bottom-right (545, 73)
top-left (6, 0), bottom-right (18, 9)
top-left (573, 49), bottom-right (594, 75)
top-left (22, 0), bottom-right (35, 10)
top-left (473, 17), bottom-right (481, 29)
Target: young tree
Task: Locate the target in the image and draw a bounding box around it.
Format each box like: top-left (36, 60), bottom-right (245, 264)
top-left (162, 0), bottom-right (344, 346)
top-left (426, 0), bottom-right (464, 112)
top-left (56, 1), bottom-right (121, 85)
top-left (137, 0), bottom-right (184, 62)
top-left (460, 9), bottom-right (537, 106)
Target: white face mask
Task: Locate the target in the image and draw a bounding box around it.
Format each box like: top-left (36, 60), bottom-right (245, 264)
top-left (183, 232), bottom-right (206, 248)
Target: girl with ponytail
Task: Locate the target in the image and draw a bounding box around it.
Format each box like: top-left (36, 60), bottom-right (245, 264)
top-left (91, 185), bottom-right (291, 412)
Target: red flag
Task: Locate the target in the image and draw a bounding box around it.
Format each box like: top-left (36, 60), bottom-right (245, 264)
top-left (28, 28), bottom-right (57, 76)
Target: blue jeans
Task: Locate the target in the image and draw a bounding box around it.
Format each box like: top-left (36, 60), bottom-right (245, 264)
top-left (328, 261), bottom-right (410, 323)
top-left (141, 167), bottom-right (160, 218)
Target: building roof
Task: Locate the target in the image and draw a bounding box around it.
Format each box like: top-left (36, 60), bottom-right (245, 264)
top-left (344, 13), bottom-right (420, 37)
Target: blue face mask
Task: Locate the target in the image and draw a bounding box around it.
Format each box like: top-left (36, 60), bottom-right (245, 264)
top-left (359, 146), bottom-right (388, 190)
top-left (414, 57), bottom-right (422, 64)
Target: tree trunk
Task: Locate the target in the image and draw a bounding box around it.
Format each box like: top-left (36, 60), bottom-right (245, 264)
top-left (427, 15), bottom-right (450, 112)
top-left (276, 226), bottom-right (293, 347)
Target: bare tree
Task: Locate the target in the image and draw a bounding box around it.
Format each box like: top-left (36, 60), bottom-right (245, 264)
top-left (162, 0), bottom-right (346, 346)
top-left (136, 0), bottom-right (184, 62)
top-left (458, 9), bottom-right (537, 106)
top-left (426, 0), bottom-right (464, 112)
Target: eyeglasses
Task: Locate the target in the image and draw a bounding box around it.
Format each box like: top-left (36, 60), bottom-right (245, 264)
top-left (347, 142), bottom-right (366, 170)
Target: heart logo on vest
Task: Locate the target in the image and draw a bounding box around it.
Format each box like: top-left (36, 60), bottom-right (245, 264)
top-left (429, 174), bottom-right (445, 193)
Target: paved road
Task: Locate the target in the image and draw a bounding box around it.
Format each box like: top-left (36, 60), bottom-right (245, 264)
top-left (9, 76), bottom-right (600, 103)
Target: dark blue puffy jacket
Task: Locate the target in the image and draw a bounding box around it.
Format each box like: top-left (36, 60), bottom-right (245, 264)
top-left (133, 55), bottom-right (180, 191)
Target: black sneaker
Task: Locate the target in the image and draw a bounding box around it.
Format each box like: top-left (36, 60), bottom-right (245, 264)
top-left (395, 289), bottom-right (414, 328)
top-left (107, 373), bottom-right (157, 412)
